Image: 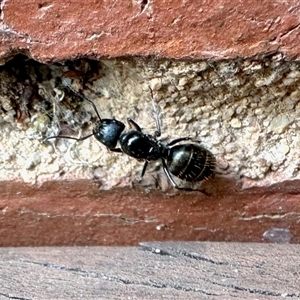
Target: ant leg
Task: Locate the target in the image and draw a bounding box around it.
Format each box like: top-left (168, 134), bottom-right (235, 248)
top-left (167, 137), bottom-right (193, 146)
top-left (161, 159), bottom-right (208, 193)
top-left (139, 161), bottom-right (148, 181)
top-left (44, 133), bottom-right (94, 143)
top-left (127, 118), bottom-right (142, 132)
top-left (161, 159), bottom-right (180, 188)
top-left (167, 137), bottom-right (202, 147)
top-left (109, 148), bottom-right (123, 153)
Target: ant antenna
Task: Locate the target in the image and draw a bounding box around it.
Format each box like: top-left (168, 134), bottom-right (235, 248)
top-left (148, 85), bottom-right (161, 138)
top-left (62, 78), bottom-right (102, 121)
top-left (45, 132), bottom-right (94, 142)
top-left (44, 81), bottom-right (102, 142)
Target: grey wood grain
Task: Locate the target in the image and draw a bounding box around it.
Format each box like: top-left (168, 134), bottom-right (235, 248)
top-left (0, 242), bottom-right (299, 299)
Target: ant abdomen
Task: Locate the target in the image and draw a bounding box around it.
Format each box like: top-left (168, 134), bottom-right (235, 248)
top-left (167, 144), bottom-right (216, 182)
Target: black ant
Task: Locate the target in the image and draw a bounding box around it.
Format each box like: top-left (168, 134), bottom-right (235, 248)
top-left (45, 86), bottom-right (216, 190)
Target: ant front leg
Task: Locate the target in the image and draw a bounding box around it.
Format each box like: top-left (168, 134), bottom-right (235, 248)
top-left (127, 118), bottom-right (142, 132)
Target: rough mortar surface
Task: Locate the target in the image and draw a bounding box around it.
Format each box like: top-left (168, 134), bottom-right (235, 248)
top-left (0, 54), bottom-right (299, 190)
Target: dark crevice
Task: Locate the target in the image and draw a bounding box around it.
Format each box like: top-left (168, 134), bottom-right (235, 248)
top-left (140, 0), bottom-right (148, 13)
top-left (280, 23), bottom-right (300, 39)
top-left (204, 275), bottom-right (299, 298)
top-left (179, 249), bottom-right (229, 265)
top-left (269, 23), bottom-right (300, 42)
top-left (0, 293), bottom-right (31, 300)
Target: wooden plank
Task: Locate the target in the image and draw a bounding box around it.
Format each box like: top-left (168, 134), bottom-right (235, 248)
top-left (0, 242), bottom-right (299, 299)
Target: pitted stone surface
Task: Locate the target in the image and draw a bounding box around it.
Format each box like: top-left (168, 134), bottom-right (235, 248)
top-left (1, 0), bottom-right (300, 62)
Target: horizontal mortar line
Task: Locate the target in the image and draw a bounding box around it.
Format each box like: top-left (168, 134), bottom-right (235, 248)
top-left (12, 209), bottom-right (158, 224)
top-left (238, 212), bottom-right (300, 221)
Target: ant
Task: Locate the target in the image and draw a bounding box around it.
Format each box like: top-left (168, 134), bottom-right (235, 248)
top-left (45, 86), bottom-right (216, 190)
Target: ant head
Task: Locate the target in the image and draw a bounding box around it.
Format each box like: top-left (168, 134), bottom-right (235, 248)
top-left (93, 119), bottom-right (125, 149)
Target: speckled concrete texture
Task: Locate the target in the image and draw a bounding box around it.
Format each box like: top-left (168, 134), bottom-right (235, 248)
top-left (0, 55), bottom-right (299, 191)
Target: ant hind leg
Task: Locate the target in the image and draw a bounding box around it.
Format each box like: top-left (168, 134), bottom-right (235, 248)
top-left (161, 159), bottom-right (209, 194)
top-left (139, 161), bottom-right (149, 182)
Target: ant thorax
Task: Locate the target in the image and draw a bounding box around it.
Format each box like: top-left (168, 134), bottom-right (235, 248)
top-left (119, 130), bottom-right (162, 161)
